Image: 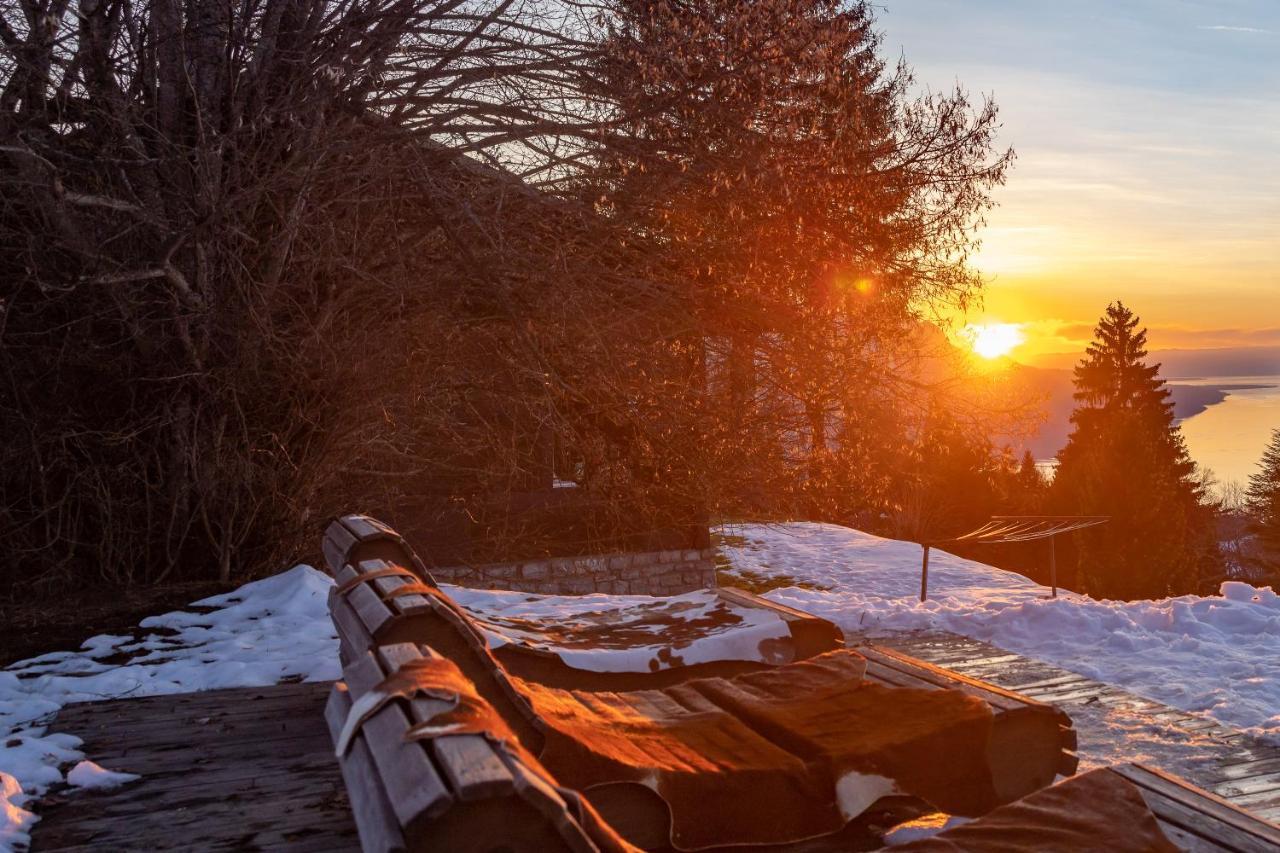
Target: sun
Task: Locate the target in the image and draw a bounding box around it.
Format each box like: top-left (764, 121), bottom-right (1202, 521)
top-left (965, 322), bottom-right (1026, 360)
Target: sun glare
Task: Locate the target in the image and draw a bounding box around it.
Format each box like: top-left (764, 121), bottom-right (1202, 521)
top-left (966, 322), bottom-right (1025, 360)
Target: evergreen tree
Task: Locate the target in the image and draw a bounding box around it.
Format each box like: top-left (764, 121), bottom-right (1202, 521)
top-left (1051, 302), bottom-right (1220, 599)
top-left (1012, 450), bottom-right (1048, 513)
top-left (1244, 429), bottom-right (1280, 580)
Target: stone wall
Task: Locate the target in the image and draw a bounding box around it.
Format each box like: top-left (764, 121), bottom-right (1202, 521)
top-left (429, 548), bottom-right (719, 596)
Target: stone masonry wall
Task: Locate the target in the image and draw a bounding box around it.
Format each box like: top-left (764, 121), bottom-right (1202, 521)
top-left (430, 548), bottom-right (719, 596)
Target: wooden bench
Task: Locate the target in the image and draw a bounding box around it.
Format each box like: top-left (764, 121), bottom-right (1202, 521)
top-left (320, 516), bottom-right (1279, 851)
top-left (323, 514), bottom-right (1078, 801)
top-left (1113, 763), bottom-right (1280, 852)
top-left (325, 642), bottom-right (628, 853)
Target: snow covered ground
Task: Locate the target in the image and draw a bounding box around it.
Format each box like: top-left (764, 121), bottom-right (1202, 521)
top-left (0, 566), bottom-right (339, 851)
top-left (718, 522), bottom-right (1280, 739)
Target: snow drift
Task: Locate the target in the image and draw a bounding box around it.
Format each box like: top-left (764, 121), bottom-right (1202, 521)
top-left (719, 522), bottom-right (1280, 738)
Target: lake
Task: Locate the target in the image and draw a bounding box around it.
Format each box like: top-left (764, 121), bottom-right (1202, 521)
top-left (1175, 376), bottom-right (1280, 491)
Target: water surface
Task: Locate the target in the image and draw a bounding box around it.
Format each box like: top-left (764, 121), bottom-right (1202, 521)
top-left (1175, 376), bottom-right (1280, 490)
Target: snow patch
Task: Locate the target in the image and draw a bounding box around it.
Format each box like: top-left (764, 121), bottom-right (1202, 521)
top-left (882, 813), bottom-right (971, 845)
top-left (65, 761), bottom-right (139, 790)
top-left (0, 774), bottom-right (34, 851)
top-left (446, 586), bottom-right (792, 672)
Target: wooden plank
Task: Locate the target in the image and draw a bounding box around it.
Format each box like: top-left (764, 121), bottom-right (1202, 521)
top-left (946, 653), bottom-right (1022, 670)
top-left (341, 514), bottom-right (394, 542)
top-left (1139, 789), bottom-right (1275, 853)
top-left (341, 652), bottom-right (453, 829)
top-left (372, 574), bottom-right (432, 616)
top-left (347, 582), bottom-right (396, 641)
top-left (57, 688), bottom-right (339, 730)
top-left (330, 597), bottom-right (375, 659)
top-left (325, 683), bottom-right (405, 853)
top-left (375, 644), bottom-right (516, 801)
top-left (1216, 758), bottom-right (1280, 782)
top-left (62, 706), bottom-right (330, 747)
top-left (1033, 686), bottom-right (1110, 704)
top-left (1007, 673), bottom-right (1089, 692)
top-left (1229, 787), bottom-right (1280, 809)
top-left (1112, 763), bottom-right (1280, 850)
top-left (862, 646), bottom-right (1056, 717)
top-left (52, 686), bottom-right (337, 731)
top-left (324, 521), bottom-right (360, 575)
top-left (716, 586), bottom-right (819, 623)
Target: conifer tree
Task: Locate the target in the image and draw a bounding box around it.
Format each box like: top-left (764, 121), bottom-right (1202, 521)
top-left (1051, 302), bottom-right (1220, 599)
top-left (1013, 450), bottom-right (1048, 512)
top-left (1244, 429), bottom-right (1280, 580)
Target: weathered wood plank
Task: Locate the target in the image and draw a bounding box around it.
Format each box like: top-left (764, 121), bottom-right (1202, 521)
top-left (340, 652), bottom-right (453, 829)
top-left (347, 581), bottom-right (396, 640)
top-left (1113, 763), bottom-right (1280, 851)
top-left (324, 522), bottom-right (360, 574)
top-left (325, 683), bottom-right (405, 853)
top-left (31, 682), bottom-right (358, 852)
top-left (374, 644), bottom-right (516, 802)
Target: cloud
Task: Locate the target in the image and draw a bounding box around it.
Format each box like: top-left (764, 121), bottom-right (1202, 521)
top-left (1198, 25), bottom-right (1272, 34)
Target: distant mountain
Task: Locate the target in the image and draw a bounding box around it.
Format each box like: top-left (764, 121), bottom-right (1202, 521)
top-left (1149, 346), bottom-right (1280, 379)
top-left (1027, 346), bottom-right (1280, 378)
top-left (1004, 361), bottom-right (1271, 459)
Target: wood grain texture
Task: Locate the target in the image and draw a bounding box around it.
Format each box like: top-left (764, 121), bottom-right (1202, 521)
top-left (30, 681), bottom-right (359, 852)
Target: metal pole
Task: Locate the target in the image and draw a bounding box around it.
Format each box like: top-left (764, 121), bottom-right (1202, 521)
top-left (920, 545), bottom-right (930, 602)
top-left (1049, 536), bottom-right (1057, 599)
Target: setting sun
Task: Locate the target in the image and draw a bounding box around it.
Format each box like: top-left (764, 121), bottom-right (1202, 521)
top-left (966, 322), bottom-right (1026, 360)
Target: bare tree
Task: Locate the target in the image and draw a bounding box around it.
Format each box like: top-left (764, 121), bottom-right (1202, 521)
top-left (1, 0), bottom-right (1012, 595)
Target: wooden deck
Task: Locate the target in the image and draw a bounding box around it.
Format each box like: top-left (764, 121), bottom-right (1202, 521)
top-left (30, 681), bottom-right (358, 852)
top-left (869, 630), bottom-right (1280, 825)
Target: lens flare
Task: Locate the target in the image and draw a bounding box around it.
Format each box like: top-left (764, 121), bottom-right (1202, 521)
top-left (966, 322), bottom-right (1025, 359)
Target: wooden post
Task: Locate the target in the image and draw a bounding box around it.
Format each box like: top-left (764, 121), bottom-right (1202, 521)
top-left (1049, 536), bottom-right (1057, 599)
top-left (920, 545), bottom-right (930, 602)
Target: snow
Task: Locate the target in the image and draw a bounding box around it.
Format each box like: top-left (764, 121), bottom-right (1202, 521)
top-left (718, 522), bottom-right (1280, 739)
top-left (65, 761), bottom-right (139, 790)
top-left (0, 564), bottom-right (339, 851)
top-left (0, 774), bottom-right (33, 852)
top-left (447, 586), bottom-right (793, 672)
top-left (882, 813), bottom-right (970, 845)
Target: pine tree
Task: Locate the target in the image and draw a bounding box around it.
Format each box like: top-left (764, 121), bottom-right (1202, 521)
top-left (1012, 450), bottom-right (1048, 513)
top-left (1244, 429), bottom-right (1280, 580)
top-left (1051, 302), bottom-right (1220, 599)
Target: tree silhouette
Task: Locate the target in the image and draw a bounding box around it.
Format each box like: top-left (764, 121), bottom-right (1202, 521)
top-left (1052, 302), bottom-right (1219, 599)
top-left (1244, 429), bottom-right (1280, 582)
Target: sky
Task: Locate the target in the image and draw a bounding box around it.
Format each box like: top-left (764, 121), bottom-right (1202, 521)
top-left (878, 0), bottom-right (1280, 363)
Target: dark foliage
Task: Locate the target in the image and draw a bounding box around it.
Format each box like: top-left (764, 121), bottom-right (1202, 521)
top-left (1051, 302), bottom-right (1221, 599)
top-left (1, 0), bottom-right (1009, 596)
top-left (1243, 428), bottom-right (1280, 583)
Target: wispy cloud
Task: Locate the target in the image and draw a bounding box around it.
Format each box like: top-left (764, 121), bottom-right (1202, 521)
top-left (1198, 25), bottom-right (1271, 34)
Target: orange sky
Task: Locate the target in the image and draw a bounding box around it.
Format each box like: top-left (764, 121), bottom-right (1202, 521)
top-left (883, 2), bottom-right (1280, 364)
